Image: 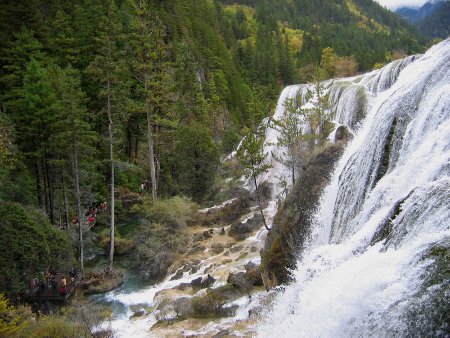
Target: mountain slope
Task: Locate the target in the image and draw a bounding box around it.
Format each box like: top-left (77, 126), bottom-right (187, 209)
top-left (396, 0), bottom-right (445, 22)
top-left (396, 0), bottom-right (450, 38)
top-left (417, 1), bottom-right (450, 38)
top-left (216, 0), bottom-right (427, 71)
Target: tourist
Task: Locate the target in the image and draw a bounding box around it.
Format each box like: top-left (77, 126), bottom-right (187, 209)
top-left (88, 215), bottom-right (95, 225)
top-left (69, 267), bottom-right (78, 281)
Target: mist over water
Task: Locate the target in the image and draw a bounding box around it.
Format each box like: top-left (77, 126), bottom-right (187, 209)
top-left (259, 40), bottom-right (450, 337)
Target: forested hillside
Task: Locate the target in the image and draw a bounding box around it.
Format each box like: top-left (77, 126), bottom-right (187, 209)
top-left (417, 1), bottom-right (450, 38)
top-left (0, 0), bottom-right (427, 299)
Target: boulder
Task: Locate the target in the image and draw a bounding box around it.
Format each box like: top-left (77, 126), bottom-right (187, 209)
top-left (245, 267), bottom-right (263, 286)
top-left (335, 125), bottom-right (353, 143)
top-left (170, 269), bottom-right (184, 281)
top-left (156, 297), bottom-right (194, 320)
top-left (190, 277), bottom-right (203, 290)
top-left (227, 265), bottom-right (263, 292)
top-left (194, 196), bottom-right (250, 226)
top-left (190, 274), bottom-right (216, 290)
top-left (175, 282), bottom-right (191, 290)
top-left (130, 309), bottom-right (145, 318)
top-left (227, 272), bottom-right (252, 293)
top-left (201, 274), bottom-right (216, 288)
top-left (228, 213), bottom-right (262, 239)
top-left (244, 261), bottom-right (257, 271)
top-left (213, 330), bottom-right (231, 338)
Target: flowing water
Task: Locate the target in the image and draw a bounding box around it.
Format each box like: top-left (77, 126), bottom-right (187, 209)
top-left (259, 39), bottom-right (450, 337)
top-left (93, 40), bottom-right (449, 337)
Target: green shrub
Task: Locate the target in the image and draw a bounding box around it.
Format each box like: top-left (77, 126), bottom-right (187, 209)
top-left (98, 229), bottom-right (134, 255)
top-left (14, 317), bottom-right (89, 338)
top-left (0, 202), bottom-right (75, 293)
top-left (130, 197), bottom-right (196, 281)
top-left (135, 223), bottom-right (186, 281)
top-left (132, 196), bottom-right (196, 230)
top-left (0, 294), bottom-right (31, 336)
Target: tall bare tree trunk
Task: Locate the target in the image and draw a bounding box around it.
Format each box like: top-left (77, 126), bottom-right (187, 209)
top-left (145, 80), bottom-right (157, 203)
top-left (107, 79), bottom-right (115, 272)
top-left (45, 156), bottom-right (55, 224)
top-left (42, 157), bottom-right (49, 215)
top-left (292, 162), bottom-right (295, 186)
top-left (35, 163), bottom-right (43, 209)
top-left (61, 174), bottom-right (70, 228)
top-left (73, 136), bottom-right (84, 275)
top-left (253, 173), bottom-right (270, 231)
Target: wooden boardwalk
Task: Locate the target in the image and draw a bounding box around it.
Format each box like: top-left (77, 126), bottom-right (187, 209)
top-left (24, 274), bottom-right (79, 303)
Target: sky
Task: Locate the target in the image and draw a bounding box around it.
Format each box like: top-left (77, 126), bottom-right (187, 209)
top-left (373, 0), bottom-right (430, 10)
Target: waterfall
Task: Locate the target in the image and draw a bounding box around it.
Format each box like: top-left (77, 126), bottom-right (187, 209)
top-left (260, 85), bottom-right (306, 191)
top-left (259, 40), bottom-right (450, 337)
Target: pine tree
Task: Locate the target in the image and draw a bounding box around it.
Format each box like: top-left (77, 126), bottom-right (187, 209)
top-left (128, 0), bottom-right (171, 203)
top-left (237, 126), bottom-right (271, 231)
top-left (174, 123), bottom-right (219, 201)
top-left (270, 97), bottom-right (307, 186)
top-left (87, 0), bottom-right (128, 272)
top-left (49, 65), bottom-right (96, 275)
top-left (306, 68), bottom-right (334, 143)
top-left (47, 8), bottom-right (79, 67)
top-left (0, 26), bottom-right (44, 117)
top-left (279, 33), bottom-right (294, 85)
top-left (18, 58), bottom-right (57, 216)
top-left (172, 41), bottom-right (204, 122)
top-left (246, 88), bottom-right (267, 128)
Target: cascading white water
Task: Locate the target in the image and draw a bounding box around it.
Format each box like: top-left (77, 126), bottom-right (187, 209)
top-left (259, 40), bottom-right (450, 337)
top-left (260, 84), bottom-right (306, 192)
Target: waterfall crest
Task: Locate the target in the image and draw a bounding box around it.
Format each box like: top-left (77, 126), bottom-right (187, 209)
top-left (259, 40), bottom-right (450, 337)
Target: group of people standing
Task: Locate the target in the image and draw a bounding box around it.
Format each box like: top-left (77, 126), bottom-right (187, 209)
top-left (70, 201), bottom-right (107, 229)
top-left (30, 267), bottom-right (77, 297)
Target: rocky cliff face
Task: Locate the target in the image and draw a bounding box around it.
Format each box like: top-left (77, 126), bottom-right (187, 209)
top-left (260, 143), bottom-right (345, 288)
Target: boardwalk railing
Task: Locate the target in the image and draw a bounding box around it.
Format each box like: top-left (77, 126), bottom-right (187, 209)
top-left (24, 273), bottom-right (79, 303)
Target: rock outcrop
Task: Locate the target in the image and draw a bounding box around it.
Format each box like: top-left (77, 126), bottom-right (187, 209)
top-left (260, 143), bottom-right (345, 288)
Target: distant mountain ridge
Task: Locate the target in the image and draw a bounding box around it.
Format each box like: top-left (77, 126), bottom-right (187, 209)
top-left (396, 0), bottom-right (450, 38)
top-left (396, 0), bottom-right (445, 22)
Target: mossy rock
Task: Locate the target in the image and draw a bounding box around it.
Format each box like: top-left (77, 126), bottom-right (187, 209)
top-left (261, 144), bottom-right (344, 288)
top-left (80, 270), bottom-right (124, 295)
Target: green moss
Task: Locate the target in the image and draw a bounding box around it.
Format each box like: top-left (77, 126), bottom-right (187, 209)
top-left (81, 270), bottom-right (123, 295)
top-left (429, 246), bottom-right (449, 258)
top-left (423, 243), bottom-right (450, 288)
top-left (191, 289), bottom-right (227, 318)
